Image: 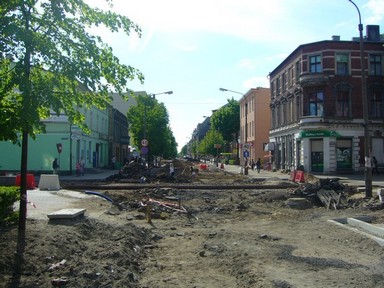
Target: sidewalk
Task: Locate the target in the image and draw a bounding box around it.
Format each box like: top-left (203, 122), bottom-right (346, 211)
top-left (55, 165), bottom-right (384, 189)
top-left (222, 164), bottom-right (384, 188)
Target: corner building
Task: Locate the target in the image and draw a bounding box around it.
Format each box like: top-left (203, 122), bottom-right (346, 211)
top-left (269, 26), bottom-right (384, 174)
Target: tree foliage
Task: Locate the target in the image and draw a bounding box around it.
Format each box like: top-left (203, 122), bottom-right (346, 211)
top-left (127, 95), bottom-right (177, 160)
top-left (0, 0), bottom-right (144, 235)
top-left (210, 98), bottom-right (239, 143)
top-left (198, 129), bottom-right (224, 156)
top-left (0, 0), bottom-right (144, 142)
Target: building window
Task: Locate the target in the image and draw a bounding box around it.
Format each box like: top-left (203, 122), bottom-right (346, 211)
top-left (276, 77), bottom-right (280, 95)
top-left (369, 54), bottom-right (382, 76)
top-left (282, 72), bottom-right (286, 91)
top-left (335, 53), bottom-right (349, 75)
top-left (309, 91), bottom-right (324, 116)
top-left (335, 83), bottom-right (351, 117)
top-left (295, 60), bottom-right (301, 83)
top-left (370, 88), bottom-right (384, 118)
top-left (309, 55), bottom-right (322, 73)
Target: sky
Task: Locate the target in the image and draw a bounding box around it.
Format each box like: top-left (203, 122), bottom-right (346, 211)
top-left (91, 0), bottom-right (383, 152)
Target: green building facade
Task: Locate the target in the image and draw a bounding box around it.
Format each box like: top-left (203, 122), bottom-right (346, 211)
top-left (0, 106), bottom-right (109, 175)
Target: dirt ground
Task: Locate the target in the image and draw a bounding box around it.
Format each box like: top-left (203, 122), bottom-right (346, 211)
top-left (1, 162), bottom-right (384, 288)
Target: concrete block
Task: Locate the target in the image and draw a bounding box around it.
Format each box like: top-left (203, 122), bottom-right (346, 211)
top-left (39, 174), bottom-right (60, 190)
top-left (377, 188), bottom-right (384, 203)
top-left (47, 208), bottom-right (86, 219)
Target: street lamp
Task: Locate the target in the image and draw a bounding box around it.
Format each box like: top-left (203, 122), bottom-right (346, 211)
top-left (219, 87), bottom-right (243, 96)
top-left (220, 87), bottom-right (247, 140)
top-left (219, 87), bottom-right (245, 167)
top-left (347, 0), bottom-right (372, 197)
top-left (150, 90), bottom-right (173, 99)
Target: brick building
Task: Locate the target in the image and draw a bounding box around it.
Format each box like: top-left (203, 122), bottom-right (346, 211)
top-left (268, 25), bottom-right (384, 173)
top-left (239, 87), bottom-right (271, 166)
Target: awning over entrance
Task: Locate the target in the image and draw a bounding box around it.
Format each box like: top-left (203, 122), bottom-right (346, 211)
top-left (264, 142), bottom-right (275, 151)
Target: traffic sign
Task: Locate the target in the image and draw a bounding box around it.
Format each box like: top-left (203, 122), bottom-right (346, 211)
top-left (141, 139), bottom-right (148, 147)
top-left (243, 150), bottom-right (250, 158)
top-left (141, 146), bottom-right (148, 155)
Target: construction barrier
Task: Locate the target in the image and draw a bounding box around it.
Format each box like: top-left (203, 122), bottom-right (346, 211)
top-left (15, 174), bottom-right (36, 189)
top-left (294, 171), bottom-right (305, 183)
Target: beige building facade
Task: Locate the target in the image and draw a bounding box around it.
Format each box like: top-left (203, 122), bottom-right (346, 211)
top-left (239, 87), bottom-right (271, 166)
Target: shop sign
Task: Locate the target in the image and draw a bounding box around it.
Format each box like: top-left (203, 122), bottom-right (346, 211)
top-left (300, 130), bottom-right (340, 138)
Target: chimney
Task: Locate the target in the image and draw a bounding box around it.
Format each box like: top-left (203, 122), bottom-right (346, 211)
top-left (366, 25), bottom-right (380, 42)
top-left (332, 35), bottom-right (340, 41)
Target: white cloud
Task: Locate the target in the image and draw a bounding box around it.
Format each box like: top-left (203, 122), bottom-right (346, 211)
top-left (365, 0), bottom-right (384, 24)
top-left (98, 0), bottom-right (297, 43)
top-left (242, 76), bottom-right (270, 90)
top-left (238, 58), bottom-right (257, 70)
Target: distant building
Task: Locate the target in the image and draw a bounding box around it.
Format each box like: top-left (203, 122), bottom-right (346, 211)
top-left (268, 25), bottom-right (384, 173)
top-left (0, 106), bottom-right (109, 174)
top-left (190, 116), bottom-right (211, 159)
top-left (239, 87), bottom-right (271, 166)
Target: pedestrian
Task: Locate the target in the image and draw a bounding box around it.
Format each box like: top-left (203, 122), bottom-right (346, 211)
top-left (169, 163), bottom-right (175, 178)
top-left (256, 158), bottom-right (261, 173)
top-left (80, 157), bottom-right (85, 176)
top-left (251, 159), bottom-right (255, 171)
top-left (76, 162), bottom-right (81, 176)
top-left (52, 158), bottom-right (59, 174)
top-left (372, 156), bottom-right (380, 175)
top-left (111, 155), bottom-right (116, 169)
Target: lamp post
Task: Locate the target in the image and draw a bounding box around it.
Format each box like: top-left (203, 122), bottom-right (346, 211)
top-left (348, 0), bottom-right (372, 197)
top-left (150, 90), bottom-right (173, 99)
top-left (219, 87), bottom-right (245, 167)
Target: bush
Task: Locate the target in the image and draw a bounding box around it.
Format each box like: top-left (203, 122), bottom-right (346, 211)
top-left (0, 186), bottom-right (20, 225)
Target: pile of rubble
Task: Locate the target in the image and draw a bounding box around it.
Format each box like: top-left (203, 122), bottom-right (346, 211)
top-left (290, 174), bottom-right (384, 211)
top-left (105, 159), bottom-right (198, 183)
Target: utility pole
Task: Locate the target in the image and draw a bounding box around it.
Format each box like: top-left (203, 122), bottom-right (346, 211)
top-left (348, 0), bottom-right (372, 197)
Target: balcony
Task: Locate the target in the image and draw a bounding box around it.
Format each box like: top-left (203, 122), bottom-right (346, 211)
top-left (299, 73), bottom-right (328, 87)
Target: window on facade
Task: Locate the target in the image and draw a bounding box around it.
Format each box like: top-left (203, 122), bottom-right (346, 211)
top-left (309, 55), bottom-right (322, 73)
top-left (276, 77), bottom-right (280, 95)
top-left (370, 89), bottom-right (384, 118)
top-left (288, 67), bottom-right (292, 87)
top-left (309, 91), bottom-right (324, 116)
top-left (295, 61), bottom-right (301, 83)
top-left (282, 72), bottom-right (286, 91)
top-left (369, 54), bottom-right (382, 76)
top-left (336, 90), bottom-right (350, 117)
top-left (336, 53), bottom-right (349, 75)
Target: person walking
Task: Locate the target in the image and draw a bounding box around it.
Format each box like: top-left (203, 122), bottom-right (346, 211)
top-left (169, 163), bottom-right (175, 178)
top-left (256, 158), bottom-right (261, 173)
top-left (372, 156), bottom-right (380, 175)
top-left (111, 155), bottom-right (116, 169)
top-left (80, 157), bottom-right (85, 176)
top-left (52, 158), bottom-right (59, 174)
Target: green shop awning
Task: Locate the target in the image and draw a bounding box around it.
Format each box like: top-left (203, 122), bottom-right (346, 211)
top-left (299, 130), bottom-right (340, 138)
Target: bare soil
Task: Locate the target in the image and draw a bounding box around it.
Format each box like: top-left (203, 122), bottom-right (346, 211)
top-left (1, 163), bottom-right (384, 288)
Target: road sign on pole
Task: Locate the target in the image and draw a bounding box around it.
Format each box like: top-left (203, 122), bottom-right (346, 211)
top-left (141, 139), bottom-right (148, 147)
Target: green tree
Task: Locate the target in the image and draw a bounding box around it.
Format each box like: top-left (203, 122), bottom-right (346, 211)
top-left (127, 95), bottom-right (177, 161)
top-left (198, 129), bottom-right (224, 157)
top-left (0, 0), bottom-right (144, 271)
top-left (210, 98), bottom-right (240, 160)
top-left (179, 144), bottom-right (188, 157)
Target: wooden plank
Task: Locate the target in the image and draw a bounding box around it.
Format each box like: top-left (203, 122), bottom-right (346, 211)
top-left (317, 190), bottom-right (340, 210)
